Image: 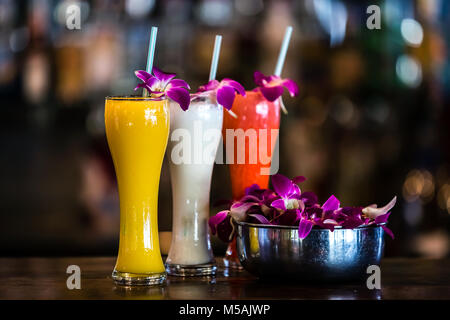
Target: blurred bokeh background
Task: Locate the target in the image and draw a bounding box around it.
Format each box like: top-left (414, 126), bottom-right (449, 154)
top-left (1, 0), bottom-right (449, 258)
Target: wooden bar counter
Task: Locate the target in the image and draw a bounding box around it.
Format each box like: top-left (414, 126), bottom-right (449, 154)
top-left (0, 257), bottom-right (449, 300)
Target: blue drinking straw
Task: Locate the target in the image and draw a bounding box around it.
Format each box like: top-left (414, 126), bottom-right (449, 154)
top-left (146, 26), bottom-right (158, 74)
top-left (143, 26), bottom-right (158, 97)
top-left (274, 26), bottom-right (293, 77)
top-left (209, 35), bottom-right (222, 81)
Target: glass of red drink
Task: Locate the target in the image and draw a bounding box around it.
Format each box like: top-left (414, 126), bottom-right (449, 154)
top-left (222, 90), bottom-right (280, 268)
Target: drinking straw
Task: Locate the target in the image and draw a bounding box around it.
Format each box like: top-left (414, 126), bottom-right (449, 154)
top-left (146, 26), bottom-right (158, 74)
top-left (274, 26), bottom-right (293, 114)
top-left (143, 26), bottom-right (158, 97)
top-left (209, 35), bottom-right (222, 81)
top-left (274, 26), bottom-right (293, 77)
top-left (208, 35), bottom-right (237, 117)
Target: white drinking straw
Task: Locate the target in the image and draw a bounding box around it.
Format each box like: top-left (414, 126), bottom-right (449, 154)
top-left (143, 26), bottom-right (158, 97)
top-left (274, 26), bottom-right (293, 77)
top-left (209, 35), bottom-right (222, 81)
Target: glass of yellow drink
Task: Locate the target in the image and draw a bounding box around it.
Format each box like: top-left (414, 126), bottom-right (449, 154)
top-left (105, 95), bottom-right (169, 285)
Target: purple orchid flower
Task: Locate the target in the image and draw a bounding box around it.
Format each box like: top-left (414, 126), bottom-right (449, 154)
top-left (134, 68), bottom-right (191, 111)
top-left (197, 79), bottom-right (246, 110)
top-left (296, 194), bottom-right (340, 237)
top-left (208, 199), bottom-right (261, 242)
top-left (244, 184), bottom-right (279, 216)
top-left (208, 211), bottom-right (234, 243)
top-left (270, 174), bottom-right (306, 211)
top-left (363, 197), bottom-right (397, 239)
top-left (253, 71), bottom-right (299, 102)
top-left (362, 196), bottom-right (397, 219)
top-left (208, 174), bottom-right (397, 241)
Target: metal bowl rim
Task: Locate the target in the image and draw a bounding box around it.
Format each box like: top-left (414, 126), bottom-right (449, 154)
top-left (235, 220), bottom-right (386, 231)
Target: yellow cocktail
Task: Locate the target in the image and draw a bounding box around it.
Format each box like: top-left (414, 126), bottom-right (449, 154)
top-left (105, 96), bottom-right (169, 285)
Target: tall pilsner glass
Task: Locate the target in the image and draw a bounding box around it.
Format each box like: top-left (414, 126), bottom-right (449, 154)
top-left (165, 95), bottom-right (222, 276)
top-left (222, 91), bottom-right (280, 268)
top-left (105, 96), bottom-right (169, 285)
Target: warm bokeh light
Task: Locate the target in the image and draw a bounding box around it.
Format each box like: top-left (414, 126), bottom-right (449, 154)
top-left (437, 184), bottom-right (450, 214)
top-left (402, 169), bottom-right (435, 203)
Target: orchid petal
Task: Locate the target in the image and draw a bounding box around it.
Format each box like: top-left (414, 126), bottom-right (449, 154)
top-left (222, 79), bottom-right (246, 96)
top-left (152, 67), bottom-right (176, 83)
top-left (341, 216), bottom-right (364, 229)
top-left (292, 176), bottom-right (306, 184)
top-left (230, 201), bottom-right (256, 213)
top-left (323, 219), bottom-right (339, 225)
top-left (298, 218), bottom-right (314, 239)
top-left (216, 85), bottom-right (236, 110)
top-left (322, 195), bottom-right (340, 212)
top-left (300, 192), bottom-right (318, 207)
top-left (281, 78), bottom-right (299, 97)
top-left (135, 70), bottom-right (152, 82)
top-left (271, 174), bottom-right (293, 198)
top-left (271, 198), bottom-right (286, 211)
top-left (253, 71), bottom-right (266, 86)
top-left (363, 196), bottom-right (397, 219)
top-left (248, 214), bottom-right (271, 225)
top-left (145, 77), bottom-right (160, 90)
top-left (239, 195), bottom-right (261, 203)
top-left (230, 202), bottom-right (257, 222)
top-left (169, 79), bottom-right (190, 90)
top-left (259, 85), bottom-right (284, 102)
top-left (198, 80), bottom-right (219, 92)
top-left (382, 225), bottom-right (395, 239)
top-left (134, 83), bottom-right (150, 91)
top-left (291, 184), bottom-right (301, 195)
top-left (166, 87), bottom-right (190, 111)
top-left (208, 210), bottom-right (229, 235)
top-left (217, 216), bottom-right (234, 243)
top-left (375, 212), bottom-right (391, 225)
top-left (287, 193), bottom-right (302, 200)
top-left (245, 184), bottom-right (261, 196)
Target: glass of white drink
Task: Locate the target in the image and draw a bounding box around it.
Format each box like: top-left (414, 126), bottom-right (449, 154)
top-left (165, 94), bottom-right (223, 276)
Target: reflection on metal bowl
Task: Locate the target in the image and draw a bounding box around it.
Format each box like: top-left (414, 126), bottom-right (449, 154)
top-left (235, 221), bottom-right (385, 282)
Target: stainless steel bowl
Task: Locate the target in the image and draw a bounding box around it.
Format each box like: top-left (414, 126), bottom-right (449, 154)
top-left (235, 221), bottom-right (385, 282)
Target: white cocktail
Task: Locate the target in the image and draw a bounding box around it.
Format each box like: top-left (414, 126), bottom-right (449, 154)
top-left (166, 95), bottom-right (222, 276)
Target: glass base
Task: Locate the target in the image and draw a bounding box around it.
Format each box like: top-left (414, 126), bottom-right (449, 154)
top-left (223, 256), bottom-right (244, 270)
top-left (224, 238), bottom-right (244, 269)
top-left (112, 270), bottom-right (166, 286)
top-left (165, 262), bottom-right (217, 277)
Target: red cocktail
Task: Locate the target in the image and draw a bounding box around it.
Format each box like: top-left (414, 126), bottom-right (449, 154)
top-left (222, 90), bottom-right (280, 268)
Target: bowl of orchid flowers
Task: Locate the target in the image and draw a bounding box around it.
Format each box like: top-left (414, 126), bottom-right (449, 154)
top-left (209, 174), bottom-right (397, 282)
